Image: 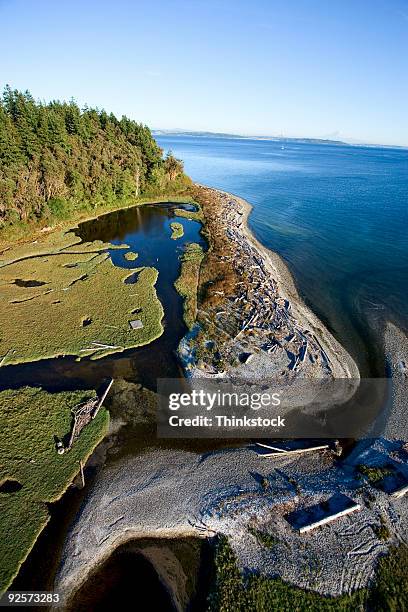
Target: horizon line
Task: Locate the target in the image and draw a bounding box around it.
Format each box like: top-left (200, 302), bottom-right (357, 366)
top-left (152, 128), bottom-right (408, 150)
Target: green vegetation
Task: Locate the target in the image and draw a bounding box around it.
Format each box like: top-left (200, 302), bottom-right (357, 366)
top-left (174, 206), bottom-right (204, 222)
top-left (248, 526), bottom-right (277, 549)
top-left (0, 230), bottom-right (164, 364)
top-left (208, 536), bottom-right (366, 611)
top-left (373, 523), bottom-right (390, 541)
top-left (367, 544), bottom-right (408, 611)
top-left (358, 465), bottom-right (393, 485)
top-left (174, 242), bottom-right (204, 328)
top-left (373, 515), bottom-right (391, 541)
top-left (0, 386), bottom-right (109, 593)
top-left (0, 87), bottom-right (189, 242)
top-left (170, 221), bottom-right (184, 240)
top-left (124, 251), bottom-right (138, 261)
top-left (208, 536), bottom-right (408, 612)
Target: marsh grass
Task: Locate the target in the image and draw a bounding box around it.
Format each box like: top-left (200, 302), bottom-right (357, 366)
top-left (170, 222), bottom-right (184, 240)
top-left (173, 206), bottom-right (204, 223)
top-left (248, 526), bottom-right (278, 549)
top-left (0, 386), bottom-right (109, 593)
top-left (367, 543), bottom-right (408, 611)
top-left (0, 231), bottom-right (164, 365)
top-left (124, 251), bottom-right (139, 261)
top-left (174, 243), bottom-right (204, 328)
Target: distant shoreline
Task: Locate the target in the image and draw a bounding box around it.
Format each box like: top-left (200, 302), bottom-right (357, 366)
top-left (155, 130), bottom-right (408, 151)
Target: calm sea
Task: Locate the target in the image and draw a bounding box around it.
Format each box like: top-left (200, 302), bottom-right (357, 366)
top-left (157, 135), bottom-right (408, 376)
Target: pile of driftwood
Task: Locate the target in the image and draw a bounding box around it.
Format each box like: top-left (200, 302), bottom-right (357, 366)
top-left (57, 379), bottom-right (113, 454)
top-left (199, 195), bottom-right (334, 377)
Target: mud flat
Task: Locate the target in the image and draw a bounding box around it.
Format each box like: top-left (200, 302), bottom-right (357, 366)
top-left (180, 186), bottom-right (359, 381)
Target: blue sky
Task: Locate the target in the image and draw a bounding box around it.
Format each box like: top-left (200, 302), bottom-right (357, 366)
top-left (1, 0), bottom-right (407, 146)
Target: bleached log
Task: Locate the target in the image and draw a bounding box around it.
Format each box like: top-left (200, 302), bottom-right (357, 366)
top-left (92, 378), bottom-right (114, 418)
top-left (298, 503), bottom-right (361, 533)
top-left (391, 484), bottom-right (408, 499)
top-left (255, 442), bottom-right (330, 456)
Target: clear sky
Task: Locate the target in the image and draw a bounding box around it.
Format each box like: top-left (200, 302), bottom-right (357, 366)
top-left (1, 0), bottom-right (407, 146)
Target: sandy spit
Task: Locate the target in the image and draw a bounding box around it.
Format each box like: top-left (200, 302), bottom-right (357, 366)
top-left (199, 185), bottom-right (359, 379)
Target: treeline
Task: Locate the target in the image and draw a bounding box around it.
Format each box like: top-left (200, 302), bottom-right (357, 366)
top-left (0, 86), bottom-right (187, 231)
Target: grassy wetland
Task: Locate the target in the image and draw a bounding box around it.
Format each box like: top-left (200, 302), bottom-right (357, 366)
top-left (0, 386), bottom-right (109, 592)
top-left (124, 251), bottom-right (139, 261)
top-left (0, 230), bottom-right (164, 365)
top-left (174, 242), bottom-right (205, 329)
top-left (170, 221), bottom-right (184, 240)
top-left (0, 89), bottom-right (210, 597)
top-left (0, 199), bottom-right (207, 595)
top-left (173, 206), bottom-right (204, 223)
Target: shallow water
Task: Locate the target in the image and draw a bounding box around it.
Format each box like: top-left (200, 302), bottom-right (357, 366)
top-left (157, 135), bottom-right (408, 376)
top-left (0, 202), bottom-right (206, 391)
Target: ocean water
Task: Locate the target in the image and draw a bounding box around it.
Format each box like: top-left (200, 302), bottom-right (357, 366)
top-left (157, 135), bottom-right (408, 376)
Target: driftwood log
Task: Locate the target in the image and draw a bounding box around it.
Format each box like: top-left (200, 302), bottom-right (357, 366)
top-left (66, 378), bottom-right (114, 451)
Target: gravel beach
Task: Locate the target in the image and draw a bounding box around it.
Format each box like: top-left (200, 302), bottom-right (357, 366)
top-left (180, 186), bottom-right (359, 381)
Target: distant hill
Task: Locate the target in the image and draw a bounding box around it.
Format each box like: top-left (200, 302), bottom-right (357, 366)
top-left (152, 129), bottom-right (347, 146)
